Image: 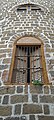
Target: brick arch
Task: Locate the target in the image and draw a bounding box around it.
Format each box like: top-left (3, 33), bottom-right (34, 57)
top-left (13, 35), bottom-right (44, 45)
top-left (9, 34), bottom-right (44, 47)
top-left (10, 2), bottom-right (49, 13)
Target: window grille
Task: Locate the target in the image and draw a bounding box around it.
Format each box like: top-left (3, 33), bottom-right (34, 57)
top-left (17, 4), bottom-right (42, 13)
top-left (11, 45), bottom-right (43, 84)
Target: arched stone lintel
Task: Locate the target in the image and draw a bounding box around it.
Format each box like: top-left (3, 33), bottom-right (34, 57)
top-left (10, 2), bottom-right (49, 13)
top-left (13, 35), bottom-right (44, 46)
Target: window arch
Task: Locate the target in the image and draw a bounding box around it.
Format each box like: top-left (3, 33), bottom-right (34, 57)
top-left (8, 36), bottom-right (49, 85)
top-left (16, 3), bottom-right (48, 13)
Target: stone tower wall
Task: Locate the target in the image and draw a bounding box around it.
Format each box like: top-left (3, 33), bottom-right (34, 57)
top-left (0, 0), bottom-right (54, 120)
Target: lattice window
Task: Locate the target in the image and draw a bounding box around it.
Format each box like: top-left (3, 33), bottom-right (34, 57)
top-left (8, 37), bottom-right (49, 85)
top-left (11, 45), bottom-right (44, 84)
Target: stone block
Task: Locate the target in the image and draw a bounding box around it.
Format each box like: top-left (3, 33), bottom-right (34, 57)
top-left (17, 86), bottom-right (23, 93)
top-left (0, 41), bottom-right (5, 44)
top-left (11, 95), bottom-right (28, 104)
top-left (0, 86), bottom-right (15, 95)
top-left (44, 86), bottom-right (49, 94)
top-left (2, 95), bottom-right (9, 104)
top-left (32, 95), bottom-right (38, 102)
top-left (6, 86), bottom-right (15, 94)
top-left (49, 71), bottom-right (54, 77)
top-left (0, 65), bottom-right (8, 70)
top-left (38, 116), bottom-right (54, 120)
top-left (0, 49), bottom-right (12, 53)
top-left (0, 45), bottom-right (7, 48)
top-left (3, 58), bottom-right (11, 64)
top-left (0, 87), bottom-right (7, 95)
top-left (50, 40), bottom-right (54, 43)
top-left (0, 106), bottom-right (12, 116)
top-left (40, 95), bottom-right (54, 103)
top-left (46, 53), bottom-right (50, 57)
top-left (50, 60), bottom-right (54, 64)
top-left (4, 117), bottom-right (19, 120)
top-left (2, 70), bottom-right (9, 82)
top-left (46, 48), bottom-right (54, 52)
top-left (0, 54), bottom-right (6, 58)
top-left (49, 33), bottom-right (54, 36)
top-left (14, 104), bottom-right (21, 115)
top-left (50, 86), bottom-right (54, 94)
top-left (30, 85), bottom-right (43, 94)
top-left (29, 115), bottom-right (35, 120)
top-left (23, 104), bottom-right (42, 114)
top-left (44, 105), bottom-right (50, 114)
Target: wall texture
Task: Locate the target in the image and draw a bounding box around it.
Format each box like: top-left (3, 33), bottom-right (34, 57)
top-left (0, 0), bottom-right (54, 84)
top-left (0, 0), bottom-right (54, 119)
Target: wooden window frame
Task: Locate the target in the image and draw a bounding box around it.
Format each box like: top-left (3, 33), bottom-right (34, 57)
top-left (7, 37), bottom-right (50, 85)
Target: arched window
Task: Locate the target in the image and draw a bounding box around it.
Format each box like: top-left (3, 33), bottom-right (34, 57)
top-left (8, 37), bottom-right (49, 85)
top-left (16, 3), bottom-right (47, 13)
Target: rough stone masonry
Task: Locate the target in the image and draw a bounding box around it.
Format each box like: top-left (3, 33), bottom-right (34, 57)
top-left (0, 0), bottom-right (54, 120)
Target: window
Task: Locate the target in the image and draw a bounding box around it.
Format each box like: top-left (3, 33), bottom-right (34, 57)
top-left (17, 4), bottom-right (43, 13)
top-left (8, 37), bottom-right (49, 85)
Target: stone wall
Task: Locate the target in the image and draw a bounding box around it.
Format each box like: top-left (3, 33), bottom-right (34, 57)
top-left (0, 0), bottom-right (54, 84)
top-left (0, 0), bottom-right (54, 119)
top-left (0, 85), bottom-right (54, 120)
